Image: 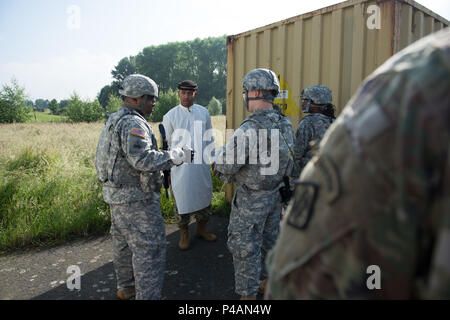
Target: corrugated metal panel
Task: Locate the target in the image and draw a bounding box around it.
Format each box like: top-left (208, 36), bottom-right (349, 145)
top-left (226, 0), bottom-right (448, 130)
top-left (224, 0), bottom-right (448, 201)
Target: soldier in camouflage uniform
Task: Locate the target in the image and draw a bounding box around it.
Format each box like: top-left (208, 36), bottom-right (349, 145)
top-left (95, 74), bottom-right (189, 300)
top-left (294, 85), bottom-right (335, 171)
top-left (214, 68), bottom-right (295, 299)
top-left (266, 28), bottom-right (450, 299)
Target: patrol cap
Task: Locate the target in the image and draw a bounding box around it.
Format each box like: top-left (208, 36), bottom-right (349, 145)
top-left (177, 80), bottom-right (198, 91)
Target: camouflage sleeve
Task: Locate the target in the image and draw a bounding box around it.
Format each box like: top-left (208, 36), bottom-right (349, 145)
top-left (120, 118), bottom-right (172, 172)
top-left (294, 118), bottom-right (313, 168)
top-left (214, 121), bottom-right (257, 177)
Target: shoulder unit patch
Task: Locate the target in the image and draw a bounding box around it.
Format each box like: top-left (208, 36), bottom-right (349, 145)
top-left (131, 127), bottom-right (146, 138)
top-left (286, 182), bottom-right (318, 230)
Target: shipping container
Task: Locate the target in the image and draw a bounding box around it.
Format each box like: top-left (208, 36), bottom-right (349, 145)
top-left (224, 0), bottom-right (448, 201)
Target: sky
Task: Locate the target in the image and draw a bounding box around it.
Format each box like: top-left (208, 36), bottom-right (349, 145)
top-left (0, 0), bottom-right (449, 102)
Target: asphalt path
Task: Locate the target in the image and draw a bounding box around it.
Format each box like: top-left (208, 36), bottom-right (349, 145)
top-left (0, 215), bottom-right (250, 300)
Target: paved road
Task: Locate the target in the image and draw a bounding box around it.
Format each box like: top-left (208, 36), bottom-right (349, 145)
top-left (0, 215), bottom-right (247, 300)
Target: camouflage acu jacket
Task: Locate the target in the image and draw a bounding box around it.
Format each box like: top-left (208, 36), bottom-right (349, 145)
top-left (95, 107), bottom-right (172, 204)
top-left (267, 28), bottom-right (450, 299)
top-left (215, 107), bottom-right (295, 192)
top-left (294, 113), bottom-right (334, 170)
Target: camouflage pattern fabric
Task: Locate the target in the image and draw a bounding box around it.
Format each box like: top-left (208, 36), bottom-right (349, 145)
top-left (174, 205), bottom-right (212, 227)
top-left (301, 85), bottom-right (332, 104)
top-left (242, 68), bottom-right (279, 93)
top-left (110, 198), bottom-right (166, 300)
top-left (266, 28), bottom-right (450, 299)
top-left (95, 106), bottom-right (173, 300)
top-left (96, 107), bottom-right (172, 205)
top-left (215, 108), bottom-right (295, 296)
top-left (119, 74), bottom-right (159, 99)
top-left (294, 113), bottom-right (334, 170)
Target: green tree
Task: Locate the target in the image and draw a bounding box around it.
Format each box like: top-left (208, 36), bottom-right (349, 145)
top-left (0, 78), bottom-right (32, 123)
top-left (207, 96), bottom-right (222, 116)
top-left (98, 35), bottom-right (227, 113)
top-left (48, 99), bottom-right (59, 115)
top-left (66, 93), bottom-right (104, 123)
top-left (98, 81), bottom-right (120, 107)
top-left (35, 99), bottom-right (49, 112)
top-left (112, 57), bottom-right (137, 82)
top-left (66, 93), bottom-right (84, 122)
top-left (150, 89), bottom-right (179, 122)
top-left (135, 35), bottom-right (227, 106)
top-left (84, 99), bottom-right (104, 122)
top-left (58, 99), bottom-right (70, 115)
top-left (106, 93), bottom-right (123, 114)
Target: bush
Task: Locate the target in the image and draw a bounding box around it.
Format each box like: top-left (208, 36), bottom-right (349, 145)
top-left (207, 96), bottom-right (222, 116)
top-left (0, 146), bottom-right (110, 253)
top-left (0, 79), bottom-right (32, 123)
top-left (106, 93), bottom-right (123, 114)
top-left (150, 89), bottom-right (179, 122)
top-left (66, 92), bottom-right (104, 123)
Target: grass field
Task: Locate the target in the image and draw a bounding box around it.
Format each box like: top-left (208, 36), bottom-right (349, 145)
top-left (28, 111), bottom-right (68, 123)
top-left (0, 115), bottom-right (228, 253)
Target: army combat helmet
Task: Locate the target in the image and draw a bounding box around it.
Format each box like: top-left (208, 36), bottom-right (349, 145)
top-left (242, 68), bottom-right (280, 111)
top-left (119, 74), bottom-right (159, 114)
top-left (300, 85), bottom-right (332, 113)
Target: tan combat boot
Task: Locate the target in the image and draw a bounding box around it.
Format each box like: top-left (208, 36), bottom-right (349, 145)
top-left (117, 286), bottom-right (136, 300)
top-left (258, 279), bottom-right (267, 295)
top-left (178, 225), bottom-right (190, 250)
top-left (195, 220), bottom-right (217, 242)
top-left (240, 296), bottom-right (257, 300)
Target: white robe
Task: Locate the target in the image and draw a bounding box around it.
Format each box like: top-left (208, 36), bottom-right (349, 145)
top-left (162, 104), bottom-right (215, 214)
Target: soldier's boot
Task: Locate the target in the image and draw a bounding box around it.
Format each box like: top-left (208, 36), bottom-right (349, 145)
top-left (195, 220), bottom-right (217, 242)
top-left (240, 296), bottom-right (257, 300)
top-left (258, 279), bottom-right (267, 295)
top-left (178, 225), bottom-right (190, 250)
top-left (117, 286), bottom-right (136, 300)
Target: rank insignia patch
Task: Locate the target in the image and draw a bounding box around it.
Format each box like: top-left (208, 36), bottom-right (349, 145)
top-left (131, 128), bottom-right (145, 138)
top-left (287, 182), bottom-right (318, 230)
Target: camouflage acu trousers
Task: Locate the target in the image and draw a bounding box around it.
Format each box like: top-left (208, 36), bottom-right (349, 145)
top-left (110, 197), bottom-right (166, 300)
top-left (227, 185), bottom-right (281, 296)
top-left (174, 206), bottom-right (212, 227)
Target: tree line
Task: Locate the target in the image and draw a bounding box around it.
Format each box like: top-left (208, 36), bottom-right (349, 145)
top-left (0, 35), bottom-right (227, 124)
top-left (98, 35), bottom-right (227, 119)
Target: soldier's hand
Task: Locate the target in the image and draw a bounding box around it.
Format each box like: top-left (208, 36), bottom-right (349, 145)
top-left (170, 148), bottom-right (185, 165)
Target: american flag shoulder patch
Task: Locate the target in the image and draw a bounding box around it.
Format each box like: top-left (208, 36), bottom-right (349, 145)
top-left (131, 128), bottom-right (146, 138)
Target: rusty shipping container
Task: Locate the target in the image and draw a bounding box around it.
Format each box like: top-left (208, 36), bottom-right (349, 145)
top-left (224, 0), bottom-right (448, 201)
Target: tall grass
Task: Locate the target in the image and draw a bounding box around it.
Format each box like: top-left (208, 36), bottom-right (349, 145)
top-left (0, 116), bottom-right (228, 253)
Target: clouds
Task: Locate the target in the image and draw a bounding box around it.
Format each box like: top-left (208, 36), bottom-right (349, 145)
top-left (0, 49), bottom-right (121, 101)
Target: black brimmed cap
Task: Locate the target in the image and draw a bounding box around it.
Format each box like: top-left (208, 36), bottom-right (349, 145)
top-left (177, 80), bottom-right (198, 91)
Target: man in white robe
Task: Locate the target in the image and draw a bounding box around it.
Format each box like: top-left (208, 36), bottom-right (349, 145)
top-left (162, 80), bottom-right (217, 250)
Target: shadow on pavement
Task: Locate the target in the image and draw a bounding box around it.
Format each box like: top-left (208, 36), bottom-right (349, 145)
top-left (32, 215), bottom-right (240, 300)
